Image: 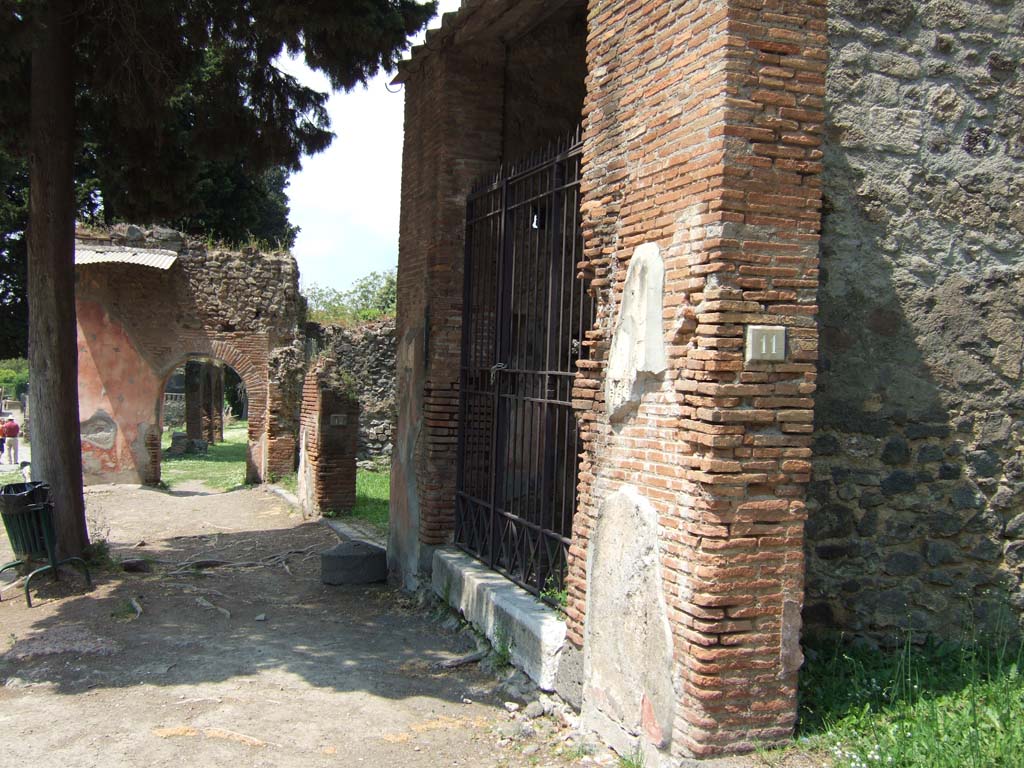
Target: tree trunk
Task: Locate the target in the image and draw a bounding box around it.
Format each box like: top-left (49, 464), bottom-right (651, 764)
top-left (28, 0), bottom-right (88, 558)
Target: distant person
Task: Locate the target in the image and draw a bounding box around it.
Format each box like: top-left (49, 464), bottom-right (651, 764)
top-left (3, 417), bottom-right (19, 464)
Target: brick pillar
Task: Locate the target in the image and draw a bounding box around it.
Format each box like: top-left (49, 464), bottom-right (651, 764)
top-left (568, 0), bottom-right (825, 759)
top-left (201, 362), bottom-right (217, 443)
top-left (184, 360), bottom-right (204, 440)
top-left (390, 42), bottom-right (506, 588)
top-left (211, 363), bottom-right (225, 443)
top-left (298, 358), bottom-right (358, 515)
top-left (316, 391), bottom-right (359, 513)
top-left (265, 381), bottom-right (297, 478)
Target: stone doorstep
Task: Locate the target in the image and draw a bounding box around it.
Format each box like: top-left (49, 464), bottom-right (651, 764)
top-left (432, 547), bottom-right (566, 692)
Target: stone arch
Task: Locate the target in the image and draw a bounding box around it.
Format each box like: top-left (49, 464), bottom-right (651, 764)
top-left (75, 227), bottom-right (304, 487)
top-left (156, 344), bottom-right (267, 485)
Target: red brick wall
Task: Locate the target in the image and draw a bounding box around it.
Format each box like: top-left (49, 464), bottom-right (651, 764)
top-left (391, 42), bottom-right (506, 585)
top-left (564, 0), bottom-right (825, 756)
top-left (299, 358), bottom-right (358, 515)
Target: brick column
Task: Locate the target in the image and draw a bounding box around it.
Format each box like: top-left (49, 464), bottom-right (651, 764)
top-left (265, 382), bottom-right (297, 479)
top-left (201, 362), bottom-right (216, 443)
top-left (185, 360), bottom-right (204, 440)
top-left (569, 0), bottom-right (824, 758)
top-left (210, 363), bottom-right (224, 443)
top-left (298, 358), bottom-right (359, 516)
top-left (390, 42), bottom-right (506, 587)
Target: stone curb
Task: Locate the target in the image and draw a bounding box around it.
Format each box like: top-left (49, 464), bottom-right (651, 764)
top-left (432, 547), bottom-right (566, 691)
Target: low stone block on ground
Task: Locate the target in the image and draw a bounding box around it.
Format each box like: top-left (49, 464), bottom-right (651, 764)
top-left (321, 540), bottom-right (387, 585)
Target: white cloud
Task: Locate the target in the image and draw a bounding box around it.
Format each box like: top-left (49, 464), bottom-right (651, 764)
top-left (283, 0), bottom-right (464, 292)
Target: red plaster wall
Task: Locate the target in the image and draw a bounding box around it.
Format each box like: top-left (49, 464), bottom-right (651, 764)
top-left (74, 236), bottom-right (303, 486)
top-left (77, 298), bottom-right (164, 484)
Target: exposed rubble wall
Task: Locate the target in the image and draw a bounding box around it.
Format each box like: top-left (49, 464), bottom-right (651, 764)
top-left (806, 0), bottom-right (1024, 641)
top-left (307, 319), bottom-right (396, 465)
top-left (75, 225), bottom-right (304, 485)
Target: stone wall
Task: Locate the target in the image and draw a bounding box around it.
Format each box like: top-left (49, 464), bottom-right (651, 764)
top-left (75, 224), bottom-right (304, 485)
top-left (308, 319), bottom-right (395, 465)
top-left (806, 0), bottom-right (1024, 641)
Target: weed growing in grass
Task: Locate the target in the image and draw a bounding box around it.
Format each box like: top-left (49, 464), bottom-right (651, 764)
top-left (617, 746), bottom-right (645, 768)
top-left (352, 470), bottom-right (389, 532)
top-left (799, 631), bottom-right (1024, 768)
top-left (568, 742), bottom-right (596, 760)
top-left (272, 472), bottom-right (298, 494)
top-left (83, 539), bottom-right (120, 570)
top-left (109, 599), bottom-right (138, 620)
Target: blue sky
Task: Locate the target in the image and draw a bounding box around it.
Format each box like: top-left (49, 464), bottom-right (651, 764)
top-left (282, 0), bottom-right (462, 293)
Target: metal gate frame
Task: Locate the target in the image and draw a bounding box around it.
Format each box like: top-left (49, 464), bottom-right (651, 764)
top-left (454, 127), bottom-right (593, 601)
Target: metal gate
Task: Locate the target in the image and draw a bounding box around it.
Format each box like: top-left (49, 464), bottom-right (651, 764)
top-left (455, 127), bottom-right (594, 601)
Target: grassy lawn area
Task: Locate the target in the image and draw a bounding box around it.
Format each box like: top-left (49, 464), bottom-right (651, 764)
top-left (159, 419), bottom-right (390, 535)
top-left (794, 633), bottom-right (1024, 767)
top-left (326, 470), bottom-right (390, 536)
top-left (352, 470), bottom-right (389, 533)
top-left (161, 422), bottom-right (249, 491)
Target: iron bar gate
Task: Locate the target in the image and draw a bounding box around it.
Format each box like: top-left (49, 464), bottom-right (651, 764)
top-left (455, 127), bottom-right (594, 601)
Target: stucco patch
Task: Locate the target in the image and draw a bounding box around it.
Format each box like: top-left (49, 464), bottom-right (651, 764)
top-left (605, 244), bottom-right (667, 421)
top-left (582, 485), bottom-right (674, 758)
top-left (80, 410), bottom-right (118, 450)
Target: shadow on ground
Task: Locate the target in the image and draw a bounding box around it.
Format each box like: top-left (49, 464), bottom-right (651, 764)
top-left (0, 495), bottom-right (482, 706)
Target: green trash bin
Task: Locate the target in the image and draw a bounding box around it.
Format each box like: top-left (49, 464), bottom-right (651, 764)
top-left (1, 482), bottom-right (51, 559)
top-left (0, 483), bottom-right (91, 607)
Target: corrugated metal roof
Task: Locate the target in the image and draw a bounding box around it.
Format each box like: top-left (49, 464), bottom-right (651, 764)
top-left (75, 245), bottom-right (178, 270)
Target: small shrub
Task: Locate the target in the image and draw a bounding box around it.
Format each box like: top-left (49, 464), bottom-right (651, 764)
top-left (83, 539), bottom-right (119, 570)
top-left (539, 575), bottom-right (568, 612)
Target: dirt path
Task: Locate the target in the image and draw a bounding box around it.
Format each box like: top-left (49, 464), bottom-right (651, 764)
top-left (0, 484), bottom-right (823, 768)
top-left (0, 485), bottom-right (598, 768)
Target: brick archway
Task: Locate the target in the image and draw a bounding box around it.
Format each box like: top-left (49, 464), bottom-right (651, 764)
top-left (75, 227), bottom-right (304, 486)
top-left (155, 346), bottom-right (267, 485)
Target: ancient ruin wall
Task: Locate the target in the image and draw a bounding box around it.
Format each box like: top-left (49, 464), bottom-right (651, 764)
top-left (309, 319), bottom-right (396, 464)
top-left (806, 0), bottom-right (1024, 641)
top-left (76, 225), bottom-right (305, 485)
top-left (297, 355), bottom-right (359, 516)
top-left (566, 1), bottom-right (824, 758)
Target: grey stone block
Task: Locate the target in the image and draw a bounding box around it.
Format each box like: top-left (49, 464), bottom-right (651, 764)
top-left (321, 540), bottom-right (387, 585)
top-left (554, 643), bottom-right (583, 711)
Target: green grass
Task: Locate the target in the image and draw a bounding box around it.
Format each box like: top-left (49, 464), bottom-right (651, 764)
top-left (327, 470), bottom-right (390, 535)
top-left (160, 422), bottom-right (249, 491)
top-left (798, 632), bottom-right (1024, 768)
top-left (617, 747), bottom-right (645, 768)
top-left (273, 472), bottom-right (298, 494)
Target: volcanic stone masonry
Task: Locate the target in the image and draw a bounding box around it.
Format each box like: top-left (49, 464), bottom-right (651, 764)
top-left (806, 0), bottom-right (1024, 643)
top-left (306, 318), bottom-right (396, 467)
